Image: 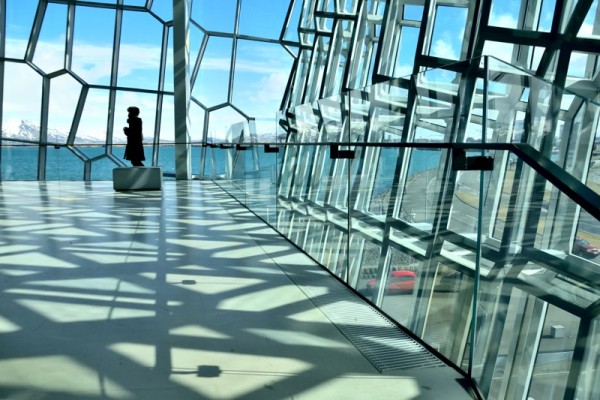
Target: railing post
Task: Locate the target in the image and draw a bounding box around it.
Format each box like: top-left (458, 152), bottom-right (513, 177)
top-left (469, 55), bottom-right (489, 378)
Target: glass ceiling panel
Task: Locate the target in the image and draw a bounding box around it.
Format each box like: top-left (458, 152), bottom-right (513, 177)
top-left (428, 5), bottom-right (468, 61)
top-left (393, 26), bottom-right (419, 78)
top-left (490, 0), bottom-right (558, 32)
top-left (567, 51), bottom-right (597, 79)
top-left (338, 0), bottom-right (359, 14)
top-left (404, 5), bottom-right (424, 21)
top-left (539, 0), bottom-right (557, 32)
top-left (578, 0), bottom-right (600, 38)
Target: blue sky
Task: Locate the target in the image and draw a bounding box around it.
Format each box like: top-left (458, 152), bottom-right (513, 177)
top-left (3, 0), bottom-right (295, 141)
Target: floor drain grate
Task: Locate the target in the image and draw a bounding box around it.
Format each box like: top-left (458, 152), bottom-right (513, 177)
top-left (281, 266), bottom-right (446, 372)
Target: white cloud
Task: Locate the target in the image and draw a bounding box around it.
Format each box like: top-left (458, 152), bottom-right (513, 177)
top-left (4, 63), bottom-right (43, 120)
top-left (200, 57), bottom-right (233, 71)
top-left (4, 36), bottom-right (292, 140)
top-left (235, 59), bottom-right (291, 74)
top-left (568, 52), bottom-right (588, 77)
top-left (118, 43), bottom-right (163, 75)
top-left (431, 35), bottom-right (457, 60)
top-left (490, 13), bottom-right (518, 29)
top-left (71, 41), bottom-right (115, 83)
top-left (482, 41), bottom-right (514, 64)
top-left (254, 71), bottom-right (289, 103)
top-left (395, 64), bottom-right (413, 78)
top-left (4, 38), bottom-right (28, 58)
top-left (578, 22), bottom-right (596, 37)
top-left (31, 42), bottom-right (65, 73)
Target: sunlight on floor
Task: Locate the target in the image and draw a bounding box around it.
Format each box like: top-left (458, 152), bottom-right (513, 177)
top-left (0, 355), bottom-right (133, 398)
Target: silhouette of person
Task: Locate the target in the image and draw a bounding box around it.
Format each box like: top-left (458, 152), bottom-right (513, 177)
top-left (123, 106), bottom-right (145, 167)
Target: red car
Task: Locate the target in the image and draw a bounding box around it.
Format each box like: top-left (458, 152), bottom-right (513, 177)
top-left (366, 270), bottom-right (416, 295)
top-left (573, 237), bottom-right (600, 259)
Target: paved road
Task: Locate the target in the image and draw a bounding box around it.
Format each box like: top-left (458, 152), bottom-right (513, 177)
top-left (403, 169), bottom-right (600, 244)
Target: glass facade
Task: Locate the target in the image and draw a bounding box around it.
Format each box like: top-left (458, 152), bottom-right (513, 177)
top-left (2, 1), bottom-right (600, 399)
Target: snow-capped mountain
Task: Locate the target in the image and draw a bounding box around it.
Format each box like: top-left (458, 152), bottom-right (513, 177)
top-left (3, 120), bottom-right (285, 145)
top-left (2, 120), bottom-right (125, 145)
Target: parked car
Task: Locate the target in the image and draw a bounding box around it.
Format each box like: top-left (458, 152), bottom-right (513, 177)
top-left (365, 270), bottom-right (416, 295)
top-left (573, 237), bottom-right (600, 259)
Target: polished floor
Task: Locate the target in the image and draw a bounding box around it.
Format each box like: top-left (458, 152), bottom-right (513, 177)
top-left (0, 181), bottom-right (476, 400)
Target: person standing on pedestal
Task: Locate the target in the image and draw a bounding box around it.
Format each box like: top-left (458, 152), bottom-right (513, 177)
top-left (123, 106), bottom-right (145, 167)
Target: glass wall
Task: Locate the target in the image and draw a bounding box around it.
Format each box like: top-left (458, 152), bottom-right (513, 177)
top-left (212, 56), bottom-right (600, 399)
top-left (1, 0), bottom-right (294, 179)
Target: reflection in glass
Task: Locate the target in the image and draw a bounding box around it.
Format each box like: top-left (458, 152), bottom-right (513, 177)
top-left (379, 248), bottom-right (419, 326)
top-left (352, 237), bottom-right (382, 296)
top-left (423, 263), bottom-right (472, 361)
top-left (528, 306), bottom-right (579, 400)
top-left (368, 147), bottom-right (398, 216)
top-left (576, 317), bottom-right (600, 399)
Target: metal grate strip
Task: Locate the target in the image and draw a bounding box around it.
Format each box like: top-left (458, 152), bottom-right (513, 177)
top-left (279, 264), bottom-right (446, 373)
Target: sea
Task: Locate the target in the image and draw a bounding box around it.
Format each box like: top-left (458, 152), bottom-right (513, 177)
top-left (0, 145), bottom-right (441, 194)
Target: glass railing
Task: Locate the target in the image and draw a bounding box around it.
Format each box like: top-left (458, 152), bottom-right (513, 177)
top-left (209, 143), bottom-right (600, 400)
top-left (205, 56), bottom-right (600, 400)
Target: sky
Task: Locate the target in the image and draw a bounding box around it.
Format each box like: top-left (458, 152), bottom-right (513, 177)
top-left (2, 0), bottom-right (598, 142)
top-left (3, 0), bottom-right (295, 142)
